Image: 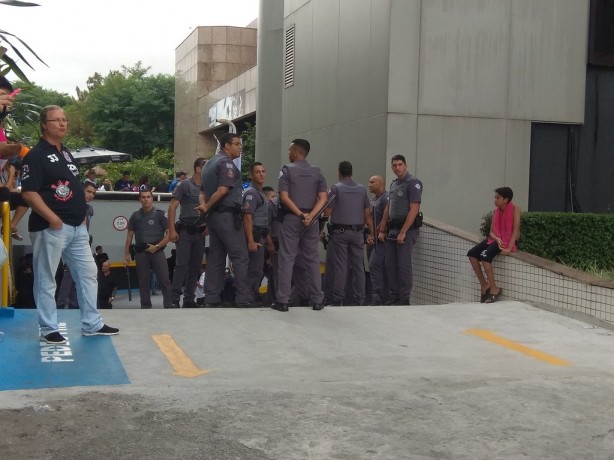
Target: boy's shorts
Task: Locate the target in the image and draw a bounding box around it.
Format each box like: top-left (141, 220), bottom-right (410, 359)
top-left (467, 240), bottom-right (501, 263)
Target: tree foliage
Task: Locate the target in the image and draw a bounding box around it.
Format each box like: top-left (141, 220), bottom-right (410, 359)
top-left (84, 62), bottom-right (174, 157)
top-left (83, 148), bottom-right (175, 188)
top-left (240, 122), bottom-right (256, 181)
top-left (6, 82), bottom-right (74, 144)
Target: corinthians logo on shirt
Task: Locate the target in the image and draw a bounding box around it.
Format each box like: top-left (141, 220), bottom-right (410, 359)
top-left (51, 180), bottom-right (73, 202)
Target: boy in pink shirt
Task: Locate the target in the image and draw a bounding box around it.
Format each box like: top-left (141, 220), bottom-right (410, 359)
top-left (467, 187), bottom-right (521, 303)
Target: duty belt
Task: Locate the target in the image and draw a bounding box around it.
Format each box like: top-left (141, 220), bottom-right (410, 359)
top-left (212, 205), bottom-right (241, 214)
top-left (330, 223), bottom-right (364, 232)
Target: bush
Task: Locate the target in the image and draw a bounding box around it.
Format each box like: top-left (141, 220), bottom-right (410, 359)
top-left (79, 147), bottom-right (175, 186)
top-left (480, 211), bottom-right (614, 271)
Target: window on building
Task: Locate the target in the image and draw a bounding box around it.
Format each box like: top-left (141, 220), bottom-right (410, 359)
top-left (284, 25), bottom-right (296, 88)
top-left (588, 0), bottom-right (614, 66)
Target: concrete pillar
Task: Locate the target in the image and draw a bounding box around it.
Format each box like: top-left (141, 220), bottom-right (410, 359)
top-left (256, 0), bottom-right (285, 185)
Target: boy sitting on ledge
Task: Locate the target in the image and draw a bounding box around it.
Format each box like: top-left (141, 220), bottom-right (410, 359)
top-left (467, 187), bottom-right (521, 303)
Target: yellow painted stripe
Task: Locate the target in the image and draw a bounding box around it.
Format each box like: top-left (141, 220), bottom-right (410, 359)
top-left (465, 329), bottom-right (571, 367)
top-left (151, 334), bottom-right (211, 377)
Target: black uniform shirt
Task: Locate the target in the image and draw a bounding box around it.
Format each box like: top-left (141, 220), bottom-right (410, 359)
top-left (21, 138), bottom-right (86, 231)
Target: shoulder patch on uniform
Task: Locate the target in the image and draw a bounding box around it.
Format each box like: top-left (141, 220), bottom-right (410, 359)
top-left (415, 183), bottom-right (421, 190)
top-left (225, 163), bottom-right (234, 169)
top-left (246, 194), bottom-right (253, 200)
top-left (226, 169), bottom-right (235, 178)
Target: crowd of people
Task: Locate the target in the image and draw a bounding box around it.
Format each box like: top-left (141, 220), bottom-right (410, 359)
top-left (1, 89), bottom-right (520, 344)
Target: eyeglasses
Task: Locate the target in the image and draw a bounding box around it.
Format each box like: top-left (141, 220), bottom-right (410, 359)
top-left (46, 118), bottom-right (68, 124)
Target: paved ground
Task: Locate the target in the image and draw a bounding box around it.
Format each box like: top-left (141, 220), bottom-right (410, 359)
top-left (2, 296), bottom-right (614, 459)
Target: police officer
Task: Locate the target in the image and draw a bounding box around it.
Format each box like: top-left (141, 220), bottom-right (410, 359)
top-left (324, 161), bottom-right (374, 306)
top-left (168, 157), bottom-right (206, 308)
top-left (367, 175), bottom-right (390, 305)
top-left (196, 132), bottom-right (252, 307)
top-left (274, 138), bottom-right (328, 311)
top-left (377, 154), bottom-right (423, 305)
top-left (263, 186), bottom-right (278, 304)
top-left (123, 188), bottom-right (172, 308)
top-left (242, 162), bottom-right (274, 302)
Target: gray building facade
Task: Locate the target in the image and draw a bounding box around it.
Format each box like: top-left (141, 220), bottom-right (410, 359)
top-left (177, 0), bottom-right (614, 232)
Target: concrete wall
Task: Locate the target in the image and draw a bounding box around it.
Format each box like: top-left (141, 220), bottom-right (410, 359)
top-left (259, 0), bottom-right (589, 232)
top-left (273, 0), bottom-right (392, 188)
top-left (175, 26), bottom-right (257, 168)
top-left (255, 0), bottom-right (285, 178)
top-left (413, 218), bottom-right (614, 329)
top-left (398, 0), bottom-right (588, 232)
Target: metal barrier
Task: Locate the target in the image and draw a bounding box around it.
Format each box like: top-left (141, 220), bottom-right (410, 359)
top-left (1, 200), bottom-right (12, 309)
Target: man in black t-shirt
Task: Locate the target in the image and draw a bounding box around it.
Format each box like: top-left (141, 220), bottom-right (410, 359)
top-left (21, 105), bottom-right (119, 344)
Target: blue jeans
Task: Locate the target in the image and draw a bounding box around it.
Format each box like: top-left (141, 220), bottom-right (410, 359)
top-left (31, 224), bottom-right (104, 335)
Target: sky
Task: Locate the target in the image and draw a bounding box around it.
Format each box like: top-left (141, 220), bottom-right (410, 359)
top-left (3, 0), bottom-right (259, 97)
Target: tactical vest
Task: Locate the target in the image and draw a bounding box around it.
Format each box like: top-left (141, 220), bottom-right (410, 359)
top-left (371, 190), bottom-right (389, 228)
top-left (330, 180), bottom-right (367, 225)
top-left (177, 177), bottom-right (201, 220)
top-left (245, 186), bottom-right (269, 228)
top-left (389, 175), bottom-right (418, 220)
top-left (132, 208), bottom-right (165, 245)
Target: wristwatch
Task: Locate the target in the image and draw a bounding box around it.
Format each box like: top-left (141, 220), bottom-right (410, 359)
top-left (155, 244), bottom-right (160, 249)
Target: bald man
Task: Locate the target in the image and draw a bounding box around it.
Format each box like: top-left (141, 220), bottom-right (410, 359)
top-left (367, 175), bottom-right (389, 305)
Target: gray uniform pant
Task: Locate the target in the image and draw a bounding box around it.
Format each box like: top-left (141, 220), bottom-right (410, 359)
top-left (385, 229), bottom-right (420, 302)
top-left (368, 241), bottom-right (388, 303)
top-left (171, 228), bottom-right (205, 304)
top-left (265, 239), bottom-right (279, 304)
top-left (330, 229), bottom-right (365, 305)
top-left (323, 237), bottom-right (335, 304)
top-left (277, 215), bottom-right (323, 304)
top-left (204, 211), bottom-right (251, 304)
top-left (289, 254), bottom-right (311, 305)
top-left (135, 250), bottom-right (172, 308)
top-left (247, 234), bottom-right (265, 299)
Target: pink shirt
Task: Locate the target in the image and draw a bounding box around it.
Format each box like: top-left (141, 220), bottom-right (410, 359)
top-left (0, 127), bottom-right (7, 143)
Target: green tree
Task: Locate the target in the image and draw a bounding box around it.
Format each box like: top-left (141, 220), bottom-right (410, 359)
top-left (3, 81), bottom-right (76, 145)
top-left (240, 122), bottom-right (256, 181)
top-left (85, 62), bottom-right (174, 156)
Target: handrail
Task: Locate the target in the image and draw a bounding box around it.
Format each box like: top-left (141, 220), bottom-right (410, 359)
top-left (1, 201), bottom-right (10, 307)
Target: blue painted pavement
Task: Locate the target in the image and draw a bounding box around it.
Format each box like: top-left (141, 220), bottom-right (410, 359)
top-left (0, 309), bottom-right (129, 391)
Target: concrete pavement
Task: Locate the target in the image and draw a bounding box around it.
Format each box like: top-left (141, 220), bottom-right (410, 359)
top-left (2, 299), bottom-right (614, 459)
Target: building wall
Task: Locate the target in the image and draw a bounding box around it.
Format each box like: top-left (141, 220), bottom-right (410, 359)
top-left (259, 0), bottom-right (589, 232)
top-left (175, 26), bottom-right (257, 168)
top-left (275, 0), bottom-right (393, 188)
top-left (413, 218), bottom-right (614, 329)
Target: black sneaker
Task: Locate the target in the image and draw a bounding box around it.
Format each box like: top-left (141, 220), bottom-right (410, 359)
top-left (167, 303), bottom-right (180, 309)
top-left (83, 324), bottom-right (119, 336)
top-left (182, 301), bottom-right (200, 308)
top-left (41, 332), bottom-right (67, 344)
